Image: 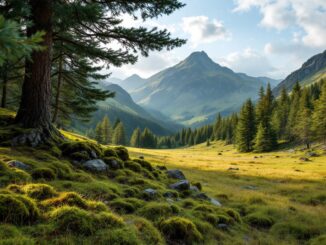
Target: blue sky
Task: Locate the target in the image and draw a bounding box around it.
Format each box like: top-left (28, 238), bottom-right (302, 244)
top-left (110, 0), bottom-right (326, 80)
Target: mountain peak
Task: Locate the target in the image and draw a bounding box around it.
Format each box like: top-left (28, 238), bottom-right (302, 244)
top-left (125, 74), bottom-right (144, 81)
top-left (181, 51), bottom-right (216, 68)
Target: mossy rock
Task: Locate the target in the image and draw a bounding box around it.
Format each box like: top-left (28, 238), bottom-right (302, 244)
top-left (0, 161), bottom-right (31, 185)
top-left (124, 161), bottom-right (142, 172)
top-left (103, 148), bottom-right (119, 158)
top-left (0, 194), bottom-right (39, 225)
top-left (138, 203), bottom-right (180, 222)
top-left (103, 157), bottom-right (124, 170)
top-left (123, 187), bottom-right (141, 198)
top-left (49, 206), bottom-right (124, 235)
top-left (160, 217), bottom-right (203, 244)
top-left (133, 159), bottom-right (154, 171)
top-left (60, 141), bottom-right (102, 159)
top-left (70, 151), bottom-right (90, 162)
top-left (31, 168), bottom-right (56, 180)
top-left (115, 147), bottom-right (129, 161)
top-left (95, 228), bottom-right (142, 245)
top-left (109, 199), bottom-right (137, 214)
top-left (245, 212), bottom-right (274, 229)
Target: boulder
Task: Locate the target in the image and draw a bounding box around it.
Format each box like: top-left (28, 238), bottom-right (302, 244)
top-left (90, 150), bottom-right (98, 159)
top-left (7, 160), bottom-right (30, 171)
top-left (210, 198), bottom-right (222, 206)
top-left (82, 159), bottom-right (107, 172)
top-left (189, 186), bottom-right (200, 192)
top-left (169, 180), bottom-right (190, 191)
top-left (195, 192), bottom-right (209, 200)
top-left (166, 169), bottom-right (186, 180)
top-left (143, 188), bottom-right (157, 200)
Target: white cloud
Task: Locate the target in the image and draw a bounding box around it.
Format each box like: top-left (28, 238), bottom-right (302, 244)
top-left (181, 16), bottom-right (231, 47)
top-left (220, 48), bottom-right (276, 77)
top-left (233, 0), bottom-right (326, 48)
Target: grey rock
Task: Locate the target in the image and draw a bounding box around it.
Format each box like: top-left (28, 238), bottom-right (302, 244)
top-left (190, 186), bottom-right (200, 192)
top-left (166, 169), bottom-right (186, 180)
top-left (163, 191), bottom-right (178, 198)
top-left (7, 160), bottom-right (30, 171)
top-left (157, 165), bottom-right (167, 171)
top-left (83, 159), bottom-right (107, 172)
top-left (90, 151), bottom-right (97, 159)
top-left (242, 185), bottom-right (258, 190)
top-left (170, 180), bottom-right (190, 191)
top-left (144, 188), bottom-right (157, 196)
top-left (210, 198), bottom-right (222, 206)
top-left (195, 192), bottom-right (209, 200)
top-left (105, 158), bottom-right (121, 169)
top-left (217, 224), bottom-right (228, 230)
top-left (166, 198), bottom-right (174, 203)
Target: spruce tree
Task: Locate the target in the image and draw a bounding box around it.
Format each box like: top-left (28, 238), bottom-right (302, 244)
top-left (112, 122), bottom-right (126, 146)
top-left (253, 122), bottom-right (276, 152)
top-left (235, 99), bottom-right (256, 152)
top-left (141, 128), bottom-right (156, 149)
top-left (313, 81), bottom-right (326, 143)
top-left (101, 116), bottom-right (112, 145)
top-left (272, 87), bottom-right (290, 140)
top-left (95, 122), bottom-right (103, 144)
top-left (130, 128), bottom-right (141, 148)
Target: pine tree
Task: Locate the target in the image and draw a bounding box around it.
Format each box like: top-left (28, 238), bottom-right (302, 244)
top-left (272, 87), bottom-right (290, 140)
top-left (112, 122), bottom-right (126, 146)
top-left (95, 122), bottom-right (103, 144)
top-left (141, 128), bottom-right (156, 149)
top-left (130, 128), bottom-right (141, 148)
top-left (235, 99), bottom-right (256, 152)
top-left (101, 116), bottom-right (112, 144)
top-left (313, 81), bottom-right (326, 142)
top-left (113, 118), bottom-right (121, 130)
top-left (253, 122), bottom-right (276, 152)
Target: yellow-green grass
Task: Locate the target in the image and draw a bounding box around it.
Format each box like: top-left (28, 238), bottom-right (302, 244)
top-left (128, 141), bottom-right (326, 243)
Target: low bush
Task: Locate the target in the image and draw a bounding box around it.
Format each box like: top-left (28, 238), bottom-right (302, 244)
top-left (0, 194), bottom-right (39, 225)
top-left (138, 203), bottom-right (179, 222)
top-left (22, 184), bottom-right (57, 200)
top-left (109, 199), bottom-right (137, 214)
top-left (96, 228), bottom-right (142, 245)
top-left (115, 147), bottom-right (129, 161)
top-left (60, 141), bottom-right (102, 158)
top-left (133, 159), bottom-right (153, 171)
top-left (31, 168), bottom-right (56, 180)
top-left (245, 212), bottom-right (274, 229)
top-left (70, 152), bottom-right (90, 162)
top-left (160, 217), bottom-right (203, 244)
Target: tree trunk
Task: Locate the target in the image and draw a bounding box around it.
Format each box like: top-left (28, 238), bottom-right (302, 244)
top-left (1, 63), bottom-right (8, 108)
top-left (15, 0), bottom-right (53, 129)
top-left (52, 49), bottom-right (63, 124)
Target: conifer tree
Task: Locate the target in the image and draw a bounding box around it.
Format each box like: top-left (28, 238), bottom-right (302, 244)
top-left (101, 115), bottom-right (112, 144)
top-left (141, 128), bottom-right (156, 148)
top-left (130, 128), bottom-right (141, 148)
top-left (253, 122), bottom-right (276, 152)
top-left (235, 99), bottom-right (256, 152)
top-left (272, 87), bottom-right (290, 139)
top-left (313, 81), bottom-right (326, 143)
top-left (95, 122), bottom-right (103, 144)
top-left (112, 122), bottom-right (126, 146)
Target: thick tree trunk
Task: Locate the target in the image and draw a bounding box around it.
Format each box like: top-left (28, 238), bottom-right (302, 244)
top-left (1, 63), bottom-right (8, 108)
top-left (52, 50), bottom-right (63, 124)
top-left (15, 0), bottom-right (53, 129)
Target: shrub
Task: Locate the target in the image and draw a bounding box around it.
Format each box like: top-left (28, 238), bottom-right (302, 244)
top-left (124, 161), bottom-right (142, 172)
top-left (60, 141), bottom-right (102, 158)
top-left (103, 148), bottom-right (118, 158)
top-left (245, 212), bottom-right (274, 229)
top-left (50, 146), bottom-right (62, 158)
top-left (96, 228), bottom-right (141, 245)
top-left (0, 194), bottom-right (39, 225)
top-left (70, 152), bottom-right (90, 162)
top-left (225, 208), bottom-right (241, 222)
top-left (193, 204), bottom-right (217, 213)
top-left (31, 168), bottom-right (56, 180)
top-left (248, 196), bottom-right (266, 205)
top-left (22, 184), bottom-right (57, 200)
top-left (138, 203), bottom-right (179, 222)
top-left (133, 159), bottom-right (153, 171)
top-left (129, 217), bottom-right (164, 245)
top-left (109, 199), bottom-right (136, 214)
top-left (123, 187), bottom-right (141, 198)
top-left (41, 192), bottom-right (88, 209)
top-left (49, 206), bottom-right (124, 235)
top-left (160, 217), bottom-right (203, 244)
top-left (103, 157), bottom-right (124, 170)
top-left (115, 147), bottom-right (129, 161)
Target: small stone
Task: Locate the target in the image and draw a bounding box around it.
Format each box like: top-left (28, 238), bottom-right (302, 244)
top-left (163, 191), bottom-right (178, 198)
top-left (210, 198), bottom-right (222, 206)
top-left (189, 186), bottom-right (200, 192)
top-left (90, 150), bottom-right (97, 159)
top-left (217, 223), bottom-right (228, 230)
top-left (169, 180), bottom-right (190, 191)
top-left (143, 188), bottom-right (157, 200)
top-left (7, 160), bottom-right (30, 171)
top-left (299, 157), bottom-right (310, 162)
top-left (166, 169), bottom-right (186, 180)
top-left (157, 165), bottom-right (167, 171)
top-left (242, 185), bottom-right (258, 190)
top-left (166, 198), bottom-right (174, 203)
top-left (195, 193), bottom-right (209, 200)
top-left (228, 167), bottom-right (239, 171)
top-left (139, 156), bottom-right (144, 160)
top-left (83, 159), bottom-right (107, 172)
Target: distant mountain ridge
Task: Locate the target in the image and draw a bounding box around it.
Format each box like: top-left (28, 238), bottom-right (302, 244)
top-left (273, 50), bottom-right (326, 95)
top-left (128, 51), bottom-right (279, 127)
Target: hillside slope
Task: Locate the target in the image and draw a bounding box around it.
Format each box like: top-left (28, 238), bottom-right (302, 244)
top-left (73, 83), bottom-right (181, 137)
top-left (273, 50), bottom-right (326, 95)
top-left (131, 51), bottom-right (278, 127)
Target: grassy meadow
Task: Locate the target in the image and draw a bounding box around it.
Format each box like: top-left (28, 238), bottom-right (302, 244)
top-left (128, 141), bottom-right (326, 244)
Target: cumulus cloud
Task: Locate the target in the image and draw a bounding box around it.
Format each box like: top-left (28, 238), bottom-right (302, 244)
top-left (233, 0), bottom-right (326, 48)
top-left (181, 16), bottom-right (231, 47)
top-left (220, 48), bottom-right (276, 77)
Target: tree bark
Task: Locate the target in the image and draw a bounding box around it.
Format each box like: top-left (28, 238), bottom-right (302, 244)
top-left (1, 63), bottom-right (8, 108)
top-left (15, 0), bottom-right (53, 129)
top-left (52, 49), bottom-right (63, 124)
